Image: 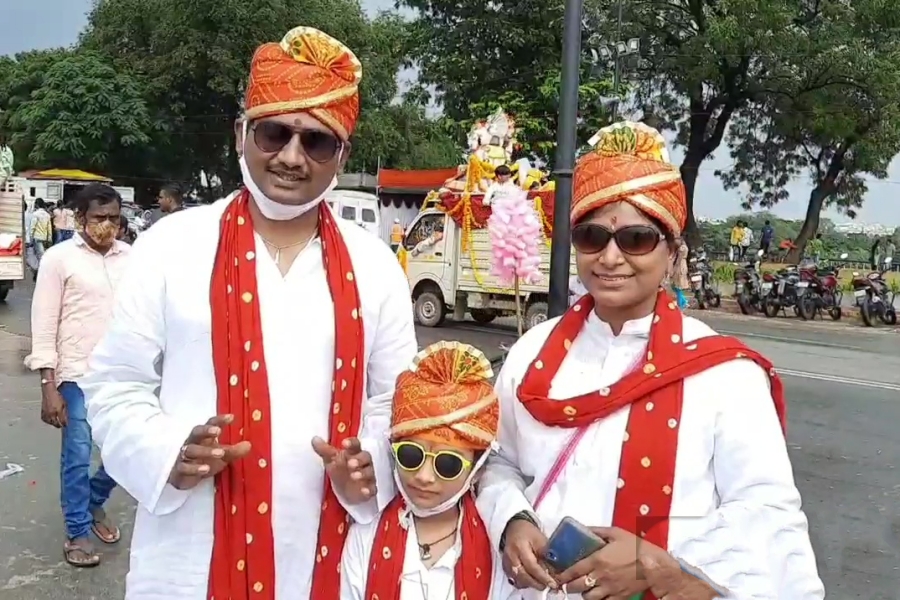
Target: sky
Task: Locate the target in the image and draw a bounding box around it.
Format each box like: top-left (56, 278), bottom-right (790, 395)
top-left (5, 0), bottom-right (900, 226)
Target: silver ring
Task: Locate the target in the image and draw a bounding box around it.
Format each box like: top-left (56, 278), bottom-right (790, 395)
top-left (511, 564), bottom-right (521, 577)
top-left (179, 444), bottom-right (189, 462)
top-left (584, 574), bottom-right (597, 588)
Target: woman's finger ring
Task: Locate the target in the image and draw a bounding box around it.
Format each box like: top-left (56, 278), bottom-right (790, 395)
top-left (179, 444), bottom-right (189, 462)
top-left (584, 574), bottom-right (597, 588)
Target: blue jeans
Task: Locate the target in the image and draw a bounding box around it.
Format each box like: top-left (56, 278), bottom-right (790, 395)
top-left (54, 229), bottom-right (74, 244)
top-left (58, 382), bottom-right (117, 540)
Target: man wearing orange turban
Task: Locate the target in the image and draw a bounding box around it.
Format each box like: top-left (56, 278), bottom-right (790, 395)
top-left (81, 27), bottom-right (417, 600)
top-left (476, 122), bottom-right (823, 600)
top-left (340, 341), bottom-right (499, 600)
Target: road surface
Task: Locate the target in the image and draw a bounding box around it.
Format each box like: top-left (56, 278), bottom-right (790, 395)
top-left (1, 283), bottom-right (898, 599)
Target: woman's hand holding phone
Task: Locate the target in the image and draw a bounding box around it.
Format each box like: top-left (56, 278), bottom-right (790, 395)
top-left (555, 526), bottom-right (661, 599)
top-left (502, 518), bottom-right (559, 591)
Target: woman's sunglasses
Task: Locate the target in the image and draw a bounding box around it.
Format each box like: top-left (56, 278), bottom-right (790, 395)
top-left (571, 223), bottom-right (665, 256)
top-left (250, 121), bottom-right (342, 163)
top-left (391, 441), bottom-right (472, 482)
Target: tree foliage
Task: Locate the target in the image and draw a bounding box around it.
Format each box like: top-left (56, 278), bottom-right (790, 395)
top-left (399, 0), bottom-right (616, 161)
top-left (0, 0), bottom-right (460, 202)
top-left (717, 0), bottom-right (900, 260)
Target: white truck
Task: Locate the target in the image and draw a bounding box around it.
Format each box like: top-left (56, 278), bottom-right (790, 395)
top-left (0, 178), bottom-right (25, 302)
top-left (401, 206), bottom-right (576, 331)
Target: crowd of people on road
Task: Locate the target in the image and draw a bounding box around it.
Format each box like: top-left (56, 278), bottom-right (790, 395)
top-left (26, 25), bottom-right (825, 600)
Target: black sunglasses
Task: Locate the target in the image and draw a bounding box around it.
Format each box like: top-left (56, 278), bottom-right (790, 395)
top-left (391, 441), bottom-right (472, 481)
top-left (250, 121), bottom-right (342, 163)
top-left (571, 223), bottom-right (665, 256)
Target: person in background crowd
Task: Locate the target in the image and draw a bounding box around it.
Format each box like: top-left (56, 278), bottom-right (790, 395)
top-left (671, 237), bottom-right (691, 309)
top-left (340, 341), bottom-right (498, 600)
top-left (158, 183), bottom-right (185, 216)
top-left (390, 217), bottom-right (404, 253)
top-left (760, 219), bottom-right (774, 256)
top-left (884, 237), bottom-right (895, 270)
top-left (483, 164), bottom-right (518, 206)
top-left (80, 26), bottom-right (417, 600)
top-left (30, 198), bottom-right (53, 266)
top-left (739, 221), bottom-right (754, 260)
top-left (25, 184), bottom-right (131, 568)
top-left (478, 121), bottom-right (823, 600)
top-left (729, 220), bottom-right (743, 261)
top-left (23, 199), bottom-right (38, 279)
top-left (0, 131), bottom-right (13, 182)
top-left (807, 233), bottom-right (824, 262)
top-left (117, 215), bottom-right (130, 243)
top-left (52, 200), bottom-right (77, 244)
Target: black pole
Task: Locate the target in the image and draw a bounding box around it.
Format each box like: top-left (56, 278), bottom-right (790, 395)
top-left (611, 0), bottom-right (623, 122)
top-left (548, 0), bottom-right (585, 318)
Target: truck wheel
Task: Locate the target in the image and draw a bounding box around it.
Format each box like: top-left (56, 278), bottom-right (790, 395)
top-left (0, 283), bottom-right (11, 303)
top-left (524, 302), bottom-right (548, 331)
top-left (469, 309), bottom-right (496, 325)
top-left (414, 290), bottom-right (446, 327)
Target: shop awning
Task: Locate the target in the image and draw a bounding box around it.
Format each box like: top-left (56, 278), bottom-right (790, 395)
top-left (18, 169), bottom-right (113, 182)
top-left (377, 168), bottom-right (459, 193)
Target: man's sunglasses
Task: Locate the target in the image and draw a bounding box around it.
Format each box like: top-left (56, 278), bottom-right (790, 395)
top-left (250, 121), bottom-right (341, 163)
top-left (391, 441), bottom-right (472, 481)
top-left (571, 223), bottom-right (665, 256)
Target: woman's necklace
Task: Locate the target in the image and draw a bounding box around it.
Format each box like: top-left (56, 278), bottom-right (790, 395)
top-left (417, 525), bottom-right (458, 560)
top-left (257, 230), bottom-right (317, 265)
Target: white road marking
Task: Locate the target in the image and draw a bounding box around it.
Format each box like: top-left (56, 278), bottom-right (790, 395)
top-left (775, 368), bottom-right (900, 391)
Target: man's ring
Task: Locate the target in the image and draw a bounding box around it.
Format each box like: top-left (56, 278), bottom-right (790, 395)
top-left (584, 574), bottom-right (597, 588)
top-left (179, 444), bottom-right (189, 462)
top-left (511, 564), bottom-right (521, 576)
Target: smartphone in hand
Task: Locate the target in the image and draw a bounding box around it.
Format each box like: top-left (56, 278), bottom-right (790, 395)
top-left (543, 516), bottom-right (607, 572)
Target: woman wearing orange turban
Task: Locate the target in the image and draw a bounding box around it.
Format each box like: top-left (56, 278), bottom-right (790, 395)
top-left (340, 341), bottom-right (499, 600)
top-left (475, 122), bottom-right (824, 600)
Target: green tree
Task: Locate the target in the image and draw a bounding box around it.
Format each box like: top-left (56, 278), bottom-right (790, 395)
top-left (399, 0), bottom-right (615, 160)
top-left (718, 0), bottom-right (900, 262)
top-left (628, 0), bottom-right (841, 246)
top-left (4, 51), bottom-right (153, 178)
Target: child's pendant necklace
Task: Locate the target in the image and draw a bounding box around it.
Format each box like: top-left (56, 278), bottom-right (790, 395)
top-left (417, 526), bottom-right (458, 560)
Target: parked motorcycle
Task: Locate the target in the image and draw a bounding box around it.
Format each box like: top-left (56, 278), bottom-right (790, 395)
top-left (797, 253), bottom-right (848, 321)
top-left (763, 262), bottom-right (807, 318)
top-left (689, 249), bottom-right (721, 309)
top-left (851, 257), bottom-right (896, 326)
top-left (734, 249), bottom-right (766, 314)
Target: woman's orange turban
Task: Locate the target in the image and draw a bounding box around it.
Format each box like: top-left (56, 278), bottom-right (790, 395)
top-left (391, 341), bottom-right (499, 450)
top-left (243, 26), bottom-right (362, 140)
top-left (572, 121), bottom-right (687, 235)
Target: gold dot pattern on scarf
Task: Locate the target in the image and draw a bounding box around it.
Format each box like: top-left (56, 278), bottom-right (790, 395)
top-left (645, 401), bottom-right (654, 411)
top-left (671, 334), bottom-right (680, 343)
top-left (663, 485), bottom-right (672, 495)
top-left (258, 502), bottom-right (268, 515)
top-left (336, 358), bottom-right (343, 369)
top-left (535, 360), bottom-right (544, 370)
top-left (252, 409), bottom-right (262, 421)
top-left (242, 292), bottom-right (253, 303)
top-left (237, 215), bottom-right (245, 225)
top-left (563, 406), bottom-right (577, 416)
top-left (246, 533), bottom-right (253, 544)
top-left (686, 344), bottom-right (697, 351)
top-left (643, 363), bottom-right (656, 374)
top-left (258, 458), bottom-right (267, 468)
top-left (352, 308), bottom-right (359, 320)
top-left (641, 457), bottom-right (651, 468)
top-left (639, 504), bottom-right (650, 515)
top-left (246, 251), bottom-right (255, 261)
top-left (237, 559), bottom-right (245, 571)
top-left (253, 582), bottom-right (263, 592)
top-left (346, 271), bottom-right (354, 281)
top-left (617, 478), bottom-right (625, 489)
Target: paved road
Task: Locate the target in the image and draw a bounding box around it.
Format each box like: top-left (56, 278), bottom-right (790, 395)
top-left (1, 283), bottom-right (898, 599)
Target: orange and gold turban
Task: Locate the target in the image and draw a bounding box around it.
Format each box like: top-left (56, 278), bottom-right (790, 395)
top-left (572, 121), bottom-right (687, 235)
top-left (391, 341), bottom-right (499, 450)
top-left (243, 26), bottom-right (362, 140)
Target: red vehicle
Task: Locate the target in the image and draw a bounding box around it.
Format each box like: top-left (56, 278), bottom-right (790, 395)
top-left (797, 253), bottom-right (847, 321)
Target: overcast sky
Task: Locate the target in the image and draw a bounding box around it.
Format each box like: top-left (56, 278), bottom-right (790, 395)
top-left (5, 0), bottom-right (900, 226)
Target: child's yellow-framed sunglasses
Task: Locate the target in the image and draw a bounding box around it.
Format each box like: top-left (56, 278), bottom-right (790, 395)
top-left (391, 441), bottom-right (473, 481)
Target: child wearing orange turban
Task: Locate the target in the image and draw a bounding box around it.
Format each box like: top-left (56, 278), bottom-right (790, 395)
top-left (339, 341), bottom-right (499, 600)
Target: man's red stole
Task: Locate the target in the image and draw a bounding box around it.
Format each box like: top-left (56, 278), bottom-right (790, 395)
top-left (517, 291), bottom-right (786, 600)
top-left (208, 190), bottom-right (365, 600)
top-left (364, 494), bottom-right (493, 600)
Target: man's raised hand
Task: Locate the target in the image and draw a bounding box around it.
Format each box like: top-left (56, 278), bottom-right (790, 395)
top-left (311, 436), bottom-right (376, 504)
top-left (168, 414), bottom-right (251, 490)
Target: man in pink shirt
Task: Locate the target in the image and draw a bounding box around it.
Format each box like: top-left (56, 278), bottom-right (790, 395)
top-left (25, 183), bottom-right (132, 568)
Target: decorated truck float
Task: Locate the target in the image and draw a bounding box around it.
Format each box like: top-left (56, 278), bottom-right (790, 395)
top-left (398, 108), bottom-right (577, 332)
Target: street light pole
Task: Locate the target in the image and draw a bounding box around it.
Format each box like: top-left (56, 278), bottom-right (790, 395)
top-left (548, 0), bottom-right (585, 319)
top-left (611, 0), bottom-right (624, 122)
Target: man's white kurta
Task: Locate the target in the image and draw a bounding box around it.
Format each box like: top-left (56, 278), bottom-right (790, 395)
top-left (476, 311), bottom-right (825, 600)
top-left (81, 199), bottom-right (418, 600)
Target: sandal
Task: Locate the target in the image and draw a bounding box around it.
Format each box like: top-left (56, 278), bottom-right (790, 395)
top-left (64, 539), bottom-right (100, 568)
top-left (90, 508), bottom-right (121, 544)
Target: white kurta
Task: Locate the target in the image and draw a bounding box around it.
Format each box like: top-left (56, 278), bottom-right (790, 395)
top-left (340, 507), bottom-right (498, 600)
top-left (81, 199), bottom-right (418, 600)
top-left (476, 311), bottom-right (824, 600)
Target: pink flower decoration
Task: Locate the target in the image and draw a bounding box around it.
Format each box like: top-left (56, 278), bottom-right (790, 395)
top-left (487, 188), bottom-right (543, 286)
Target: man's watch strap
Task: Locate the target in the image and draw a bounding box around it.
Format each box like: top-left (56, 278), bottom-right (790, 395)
top-left (499, 510), bottom-right (540, 552)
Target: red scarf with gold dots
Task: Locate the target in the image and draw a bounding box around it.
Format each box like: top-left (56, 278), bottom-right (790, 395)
top-left (517, 290), bottom-right (786, 600)
top-left (207, 189), bottom-right (365, 600)
top-left (364, 494), bottom-right (493, 600)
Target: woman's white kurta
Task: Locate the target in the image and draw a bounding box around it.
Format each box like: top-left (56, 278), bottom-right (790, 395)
top-left (81, 200), bottom-right (418, 599)
top-left (477, 311), bottom-right (825, 600)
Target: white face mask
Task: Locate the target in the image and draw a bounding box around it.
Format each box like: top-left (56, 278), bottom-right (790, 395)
top-left (394, 441), bottom-right (498, 518)
top-left (238, 120), bottom-right (341, 221)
